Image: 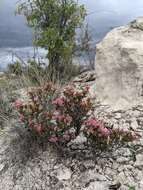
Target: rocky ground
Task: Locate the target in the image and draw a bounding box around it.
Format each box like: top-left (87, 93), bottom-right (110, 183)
top-left (0, 101), bottom-right (143, 190)
top-left (1, 16), bottom-right (143, 190)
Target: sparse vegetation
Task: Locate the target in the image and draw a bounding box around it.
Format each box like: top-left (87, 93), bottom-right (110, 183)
top-left (128, 186), bottom-right (136, 190)
top-left (0, 1), bottom-right (143, 190)
top-left (13, 82), bottom-right (139, 149)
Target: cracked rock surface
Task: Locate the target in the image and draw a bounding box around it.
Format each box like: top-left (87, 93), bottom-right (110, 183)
top-left (0, 104), bottom-right (143, 190)
top-left (94, 17), bottom-right (143, 110)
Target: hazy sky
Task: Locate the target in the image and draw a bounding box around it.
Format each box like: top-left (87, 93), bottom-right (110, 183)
top-left (0, 0), bottom-right (32, 47)
top-left (1, 0), bottom-right (143, 47)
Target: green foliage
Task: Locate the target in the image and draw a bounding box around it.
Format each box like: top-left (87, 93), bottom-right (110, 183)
top-left (26, 60), bottom-right (46, 84)
top-left (7, 59), bottom-right (80, 86)
top-left (8, 61), bottom-right (23, 76)
top-left (17, 0), bottom-right (86, 79)
top-left (128, 186), bottom-right (136, 190)
top-left (7, 60), bottom-right (43, 84)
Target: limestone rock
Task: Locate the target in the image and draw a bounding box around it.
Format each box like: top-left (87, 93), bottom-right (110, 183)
top-left (134, 154), bottom-right (143, 168)
top-left (131, 118), bottom-right (139, 130)
top-left (73, 70), bottom-right (96, 83)
top-left (0, 163), bottom-right (5, 173)
top-left (94, 17), bottom-right (143, 110)
top-left (56, 166), bottom-right (71, 181)
top-left (83, 181), bottom-right (109, 190)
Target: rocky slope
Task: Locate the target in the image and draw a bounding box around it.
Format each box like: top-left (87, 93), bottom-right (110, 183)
top-left (1, 18), bottom-right (143, 190)
top-left (0, 104), bottom-right (143, 190)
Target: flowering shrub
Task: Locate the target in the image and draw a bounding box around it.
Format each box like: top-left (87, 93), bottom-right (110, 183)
top-left (84, 117), bottom-right (139, 149)
top-left (54, 85), bottom-right (92, 136)
top-left (13, 82), bottom-right (56, 135)
top-left (14, 82), bottom-right (139, 149)
top-left (14, 83), bottom-right (92, 144)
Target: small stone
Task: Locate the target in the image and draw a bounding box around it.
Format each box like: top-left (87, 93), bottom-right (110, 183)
top-left (134, 154), bottom-right (143, 169)
top-left (133, 110), bottom-right (140, 117)
top-left (84, 181), bottom-right (108, 190)
top-left (89, 170), bottom-right (107, 181)
top-left (117, 157), bottom-right (130, 164)
top-left (117, 165), bottom-right (125, 173)
top-left (71, 133), bottom-right (87, 144)
top-left (84, 160), bottom-right (95, 169)
top-left (116, 172), bottom-right (126, 184)
top-left (115, 113), bottom-right (122, 119)
top-left (105, 167), bottom-right (116, 178)
top-left (109, 182), bottom-right (121, 190)
top-left (111, 163), bottom-right (119, 171)
top-left (126, 165), bottom-right (134, 170)
top-left (139, 179), bottom-right (143, 189)
top-left (79, 169), bottom-right (107, 186)
top-left (56, 167), bottom-right (71, 181)
top-left (0, 164), bottom-right (5, 172)
top-left (131, 118), bottom-right (139, 130)
top-left (129, 161), bottom-right (134, 166)
top-left (134, 170), bottom-right (143, 181)
top-left (117, 148), bottom-right (132, 157)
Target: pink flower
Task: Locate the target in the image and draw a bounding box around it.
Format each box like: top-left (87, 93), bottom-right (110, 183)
top-left (28, 118), bottom-right (33, 127)
top-left (99, 127), bottom-right (110, 137)
top-left (19, 114), bottom-right (24, 122)
top-left (120, 129), bottom-right (129, 133)
top-left (86, 127), bottom-right (95, 134)
top-left (13, 100), bottom-right (23, 109)
top-left (85, 118), bottom-right (99, 128)
top-left (64, 115), bottom-right (72, 125)
top-left (49, 136), bottom-right (58, 143)
top-left (33, 124), bottom-right (43, 134)
top-left (85, 86), bottom-right (90, 92)
top-left (131, 132), bottom-right (140, 140)
top-left (33, 96), bottom-right (39, 102)
top-left (52, 97), bottom-right (65, 107)
top-left (52, 112), bottom-right (72, 124)
top-left (53, 113), bottom-right (72, 125)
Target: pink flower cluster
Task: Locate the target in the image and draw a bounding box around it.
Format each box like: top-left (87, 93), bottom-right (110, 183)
top-left (84, 117), bottom-right (140, 146)
top-left (49, 136), bottom-right (58, 143)
top-left (33, 124), bottom-right (43, 135)
top-left (14, 82), bottom-right (139, 148)
top-left (13, 100), bottom-right (23, 109)
top-left (52, 111), bottom-right (72, 125)
top-left (112, 128), bottom-right (140, 141)
top-left (19, 114), bottom-right (25, 122)
top-left (52, 97), bottom-right (65, 107)
top-left (84, 118), bottom-right (111, 138)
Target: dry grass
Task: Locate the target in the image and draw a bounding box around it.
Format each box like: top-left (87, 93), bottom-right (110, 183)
top-left (0, 59), bottom-right (86, 131)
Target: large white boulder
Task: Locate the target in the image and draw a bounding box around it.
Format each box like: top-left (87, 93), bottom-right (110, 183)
top-left (94, 17), bottom-right (143, 110)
